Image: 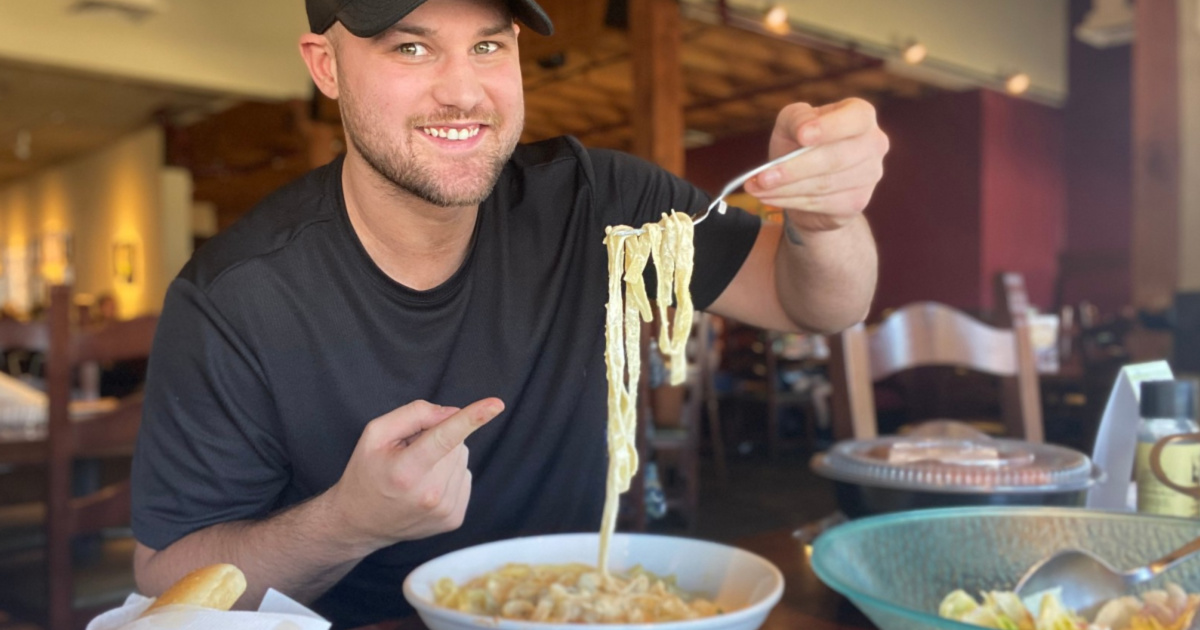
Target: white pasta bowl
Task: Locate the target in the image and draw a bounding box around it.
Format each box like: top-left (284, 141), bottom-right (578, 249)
top-left (402, 532), bottom-right (785, 630)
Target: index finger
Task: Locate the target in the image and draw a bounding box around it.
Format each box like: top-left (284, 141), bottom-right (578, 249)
top-left (792, 98), bottom-right (877, 147)
top-left (405, 397), bottom-right (504, 467)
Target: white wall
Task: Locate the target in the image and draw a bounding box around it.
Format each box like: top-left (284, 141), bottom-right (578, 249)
top-left (695, 0), bottom-right (1069, 104)
top-left (5, 1), bottom-right (1068, 104)
top-left (160, 166), bottom-right (194, 285)
top-left (0, 127), bottom-right (189, 317)
top-left (0, 0), bottom-right (311, 100)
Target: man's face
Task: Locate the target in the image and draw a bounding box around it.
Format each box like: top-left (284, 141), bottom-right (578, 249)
top-left (333, 0), bottom-right (524, 208)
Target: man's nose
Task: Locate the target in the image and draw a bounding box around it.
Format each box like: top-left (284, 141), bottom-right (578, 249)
top-left (431, 54), bottom-right (486, 113)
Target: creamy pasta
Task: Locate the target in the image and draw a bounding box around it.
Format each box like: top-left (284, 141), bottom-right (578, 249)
top-left (599, 212), bottom-right (694, 573)
top-left (433, 562), bottom-right (720, 623)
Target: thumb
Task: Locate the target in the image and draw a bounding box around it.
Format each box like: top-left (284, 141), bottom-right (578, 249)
top-left (773, 102), bottom-right (819, 151)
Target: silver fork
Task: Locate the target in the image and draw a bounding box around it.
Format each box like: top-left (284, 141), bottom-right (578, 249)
top-left (608, 145), bottom-right (815, 237)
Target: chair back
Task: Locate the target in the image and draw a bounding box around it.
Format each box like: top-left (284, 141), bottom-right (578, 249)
top-left (0, 319), bottom-right (50, 378)
top-left (0, 320), bottom-right (49, 355)
top-left (0, 319), bottom-right (50, 445)
top-left (627, 311), bottom-right (714, 531)
top-left (43, 285), bottom-right (157, 630)
top-left (829, 301), bottom-right (1042, 443)
top-left (993, 271), bottom-right (1030, 327)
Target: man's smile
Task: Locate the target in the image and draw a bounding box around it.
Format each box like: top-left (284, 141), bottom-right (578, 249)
top-left (418, 124), bottom-right (484, 142)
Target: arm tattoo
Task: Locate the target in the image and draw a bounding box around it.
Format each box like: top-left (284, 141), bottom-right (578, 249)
top-left (783, 212), bottom-right (805, 247)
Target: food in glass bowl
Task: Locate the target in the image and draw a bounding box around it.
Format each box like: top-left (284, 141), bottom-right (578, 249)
top-left (938, 583), bottom-right (1200, 630)
top-left (433, 562), bottom-right (723, 623)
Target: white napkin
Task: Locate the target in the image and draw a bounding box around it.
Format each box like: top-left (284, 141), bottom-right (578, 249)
top-left (86, 589), bottom-right (331, 630)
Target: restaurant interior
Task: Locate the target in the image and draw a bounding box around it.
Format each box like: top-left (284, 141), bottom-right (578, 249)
top-left (1, 0), bottom-right (1199, 629)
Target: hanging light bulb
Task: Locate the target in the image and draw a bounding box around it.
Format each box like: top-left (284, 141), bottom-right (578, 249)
top-left (901, 41), bottom-right (927, 65)
top-left (1005, 72), bottom-right (1031, 95)
top-left (763, 4), bottom-right (790, 35)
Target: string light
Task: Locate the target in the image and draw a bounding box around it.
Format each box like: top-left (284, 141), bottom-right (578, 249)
top-left (715, 3), bottom-right (1047, 103)
top-left (1005, 72), bottom-right (1031, 95)
top-left (763, 4), bottom-right (790, 35)
top-left (901, 41), bottom-right (927, 65)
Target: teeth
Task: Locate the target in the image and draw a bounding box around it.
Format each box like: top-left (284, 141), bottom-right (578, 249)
top-left (421, 126), bottom-right (481, 141)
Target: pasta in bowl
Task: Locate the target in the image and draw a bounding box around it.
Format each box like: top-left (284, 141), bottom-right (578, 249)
top-left (402, 533), bottom-right (784, 630)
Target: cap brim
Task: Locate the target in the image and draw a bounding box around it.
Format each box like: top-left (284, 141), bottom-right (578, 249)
top-left (338, 0), bottom-right (554, 38)
top-left (510, 0), bottom-right (554, 37)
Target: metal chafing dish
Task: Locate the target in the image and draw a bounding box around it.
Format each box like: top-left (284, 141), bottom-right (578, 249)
top-left (810, 425), bottom-right (1105, 518)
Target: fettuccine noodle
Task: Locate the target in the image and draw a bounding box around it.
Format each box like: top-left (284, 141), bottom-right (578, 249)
top-left (599, 211), bottom-right (695, 574)
top-left (431, 212), bottom-right (711, 624)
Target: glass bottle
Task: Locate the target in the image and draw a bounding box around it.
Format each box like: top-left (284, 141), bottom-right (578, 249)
top-left (1134, 380), bottom-right (1200, 516)
top-left (644, 462), bottom-right (668, 520)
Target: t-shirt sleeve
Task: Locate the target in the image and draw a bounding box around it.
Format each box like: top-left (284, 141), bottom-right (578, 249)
top-left (131, 277), bottom-right (288, 551)
top-left (586, 147), bottom-right (762, 311)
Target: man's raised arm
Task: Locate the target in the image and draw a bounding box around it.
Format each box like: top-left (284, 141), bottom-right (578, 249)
top-left (707, 98), bottom-right (887, 335)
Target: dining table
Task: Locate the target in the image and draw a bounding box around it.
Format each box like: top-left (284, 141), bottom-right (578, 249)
top-left (352, 521), bottom-right (877, 630)
top-left (0, 397), bottom-right (121, 466)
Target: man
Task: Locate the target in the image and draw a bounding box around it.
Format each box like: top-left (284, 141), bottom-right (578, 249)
top-left (130, 0), bottom-right (887, 626)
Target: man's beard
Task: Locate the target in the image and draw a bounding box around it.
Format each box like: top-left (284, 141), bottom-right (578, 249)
top-left (340, 91), bottom-right (521, 208)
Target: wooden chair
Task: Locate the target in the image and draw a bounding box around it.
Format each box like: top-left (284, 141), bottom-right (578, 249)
top-left (993, 271), bottom-right (1031, 327)
top-left (628, 312), bottom-right (725, 530)
top-left (0, 319), bottom-right (51, 558)
top-left (0, 285), bottom-right (157, 630)
top-left (828, 301), bottom-right (1043, 443)
top-left (718, 325), bottom-right (821, 458)
top-left (644, 316), bottom-right (707, 529)
top-left (0, 319), bottom-right (49, 378)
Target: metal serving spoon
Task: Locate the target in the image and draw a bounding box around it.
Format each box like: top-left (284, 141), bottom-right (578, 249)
top-left (1014, 534), bottom-right (1200, 616)
top-left (608, 145), bottom-right (815, 237)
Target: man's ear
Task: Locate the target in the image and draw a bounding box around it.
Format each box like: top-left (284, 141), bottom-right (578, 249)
top-left (299, 32), bottom-right (339, 100)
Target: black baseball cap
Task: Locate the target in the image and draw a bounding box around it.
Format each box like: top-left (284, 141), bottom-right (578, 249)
top-left (307, 0), bottom-right (554, 38)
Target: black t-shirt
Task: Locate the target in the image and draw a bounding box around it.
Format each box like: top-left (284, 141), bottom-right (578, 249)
top-left (131, 136), bottom-right (761, 628)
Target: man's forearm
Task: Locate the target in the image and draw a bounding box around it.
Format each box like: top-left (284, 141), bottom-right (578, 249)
top-left (135, 490), bottom-right (373, 608)
top-left (775, 212), bottom-right (878, 334)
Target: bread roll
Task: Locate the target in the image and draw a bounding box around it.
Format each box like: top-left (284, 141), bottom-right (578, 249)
top-left (142, 563), bottom-right (247, 615)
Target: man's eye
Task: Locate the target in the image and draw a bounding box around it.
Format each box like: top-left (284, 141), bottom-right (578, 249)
top-left (397, 42), bottom-right (430, 56)
top-left (473, 41), bottom-right (501, 54)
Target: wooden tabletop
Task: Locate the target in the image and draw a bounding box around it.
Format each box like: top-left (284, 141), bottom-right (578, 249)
top-left (355, 525), bottom-right (875, 630)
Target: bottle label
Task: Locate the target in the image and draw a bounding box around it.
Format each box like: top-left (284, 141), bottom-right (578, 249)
top-left (1136, 441), bottom-right (1200, 517)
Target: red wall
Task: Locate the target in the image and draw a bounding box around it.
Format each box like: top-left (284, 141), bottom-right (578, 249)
top-left (686, 89), bottom-right (1068, 319)
top-left (1060, 0), bottom-right (1133, 312)
top-left (870, 91), bottom-right (985, 315)
top-left (681, 3), bottom-right (1130, 318)
top-left (687, 129), bottom-right (771, 196)
top-left (980, 90), bottom-right (1066, 311)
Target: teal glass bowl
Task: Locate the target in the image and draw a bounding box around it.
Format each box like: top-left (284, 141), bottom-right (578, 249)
top-left (810, 507), bottom-right (1200, 630)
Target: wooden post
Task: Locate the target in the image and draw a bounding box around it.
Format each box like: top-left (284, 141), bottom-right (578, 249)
top-left (629, 0), bottom-right (685, 176)
top-left (1130, 0), bottom-right (1180, 359)
top-left (629, 0), bottom-right (685, 518)
top-left (45, 285), bottom-right (73, 630)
